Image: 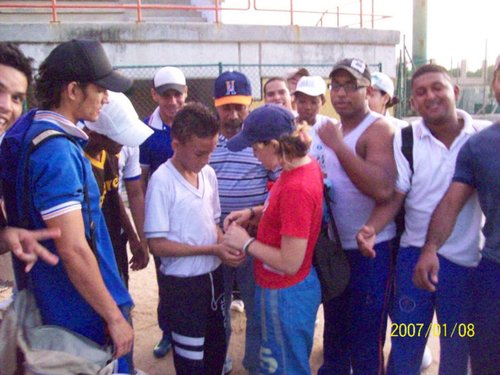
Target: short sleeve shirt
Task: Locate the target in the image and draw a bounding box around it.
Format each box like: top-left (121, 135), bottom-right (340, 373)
top-left (144, 160), bottom-right (222, 277)
top-left (394, 109), bottom-right (485, 266)
top-left (453, 123), bottom-right (500, 264)
top-left (254, 160), bottom-right (323, 289)
top-left (139, 107), bottom-right (174, 174)
top-left (7, 111), bottom-right (132, 343)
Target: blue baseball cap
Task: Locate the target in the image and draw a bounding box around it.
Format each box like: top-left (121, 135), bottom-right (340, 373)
top-left (214, 70), bottom-right (252, 107)
top-left (227, 104), bottom-right (295, 152)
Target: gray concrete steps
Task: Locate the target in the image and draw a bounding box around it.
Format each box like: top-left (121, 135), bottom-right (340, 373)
top-left (0, 0), bottom-right (208, 23)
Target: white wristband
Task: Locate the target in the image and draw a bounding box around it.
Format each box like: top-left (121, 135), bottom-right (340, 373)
top-left (242, 237), bottom-right (256, 255)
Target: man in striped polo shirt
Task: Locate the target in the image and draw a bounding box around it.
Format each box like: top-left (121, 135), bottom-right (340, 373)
top-left (209, 71), bottom-right (278, 375)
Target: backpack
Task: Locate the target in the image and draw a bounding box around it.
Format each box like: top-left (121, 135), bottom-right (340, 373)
top-left (0, 113), bottom-right (112, 375)
top-left (0, 111), bottom-right (97, 289)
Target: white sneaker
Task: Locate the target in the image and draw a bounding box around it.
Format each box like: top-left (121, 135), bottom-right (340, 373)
top-left (420, 345), bottom-right (433, 370)
top-left (230, 299), bottom-right (245, 313)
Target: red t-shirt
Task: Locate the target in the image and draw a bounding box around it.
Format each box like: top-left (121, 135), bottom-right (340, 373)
top-left (254, 159), bottom-right (323, 289)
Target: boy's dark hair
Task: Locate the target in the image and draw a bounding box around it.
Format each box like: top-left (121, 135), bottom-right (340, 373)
top-left (0, 42), bottom-right (34, 87)
top-left (172, 102), bottom-right (219, 144)
top-left (411, 64), bottom-right (451, 88)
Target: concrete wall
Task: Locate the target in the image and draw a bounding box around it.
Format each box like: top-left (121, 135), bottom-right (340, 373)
top-left (1, 22), bottom-right (400, 79)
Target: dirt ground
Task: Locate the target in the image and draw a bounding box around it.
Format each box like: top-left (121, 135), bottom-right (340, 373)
top-left (129, 258), bottom-right (441, 375)
top-left (0, 250), bottom-right (440, 375)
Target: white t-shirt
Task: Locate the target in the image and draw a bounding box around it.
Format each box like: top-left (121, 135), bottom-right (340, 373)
top-left (118, 146), bottom-right (141, 196)
top-left (144, 160), bottom-right (222, 277)
top-left (308, 114), bottom-right (337, 174)
top-left (395, 109), bottom-right (486, 267)
top-left (386, 114), bottom-right (408, 130)
top-left (119, 146), bottom-right (141, 181)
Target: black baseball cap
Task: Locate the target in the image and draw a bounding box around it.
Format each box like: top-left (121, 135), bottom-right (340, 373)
top-left (43, 39), bottom-right (132, 92)
top-left (330, 58), bottom-right (371, 86)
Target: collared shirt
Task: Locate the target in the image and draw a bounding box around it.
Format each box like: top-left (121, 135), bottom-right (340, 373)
top-left (139, 107), bottom-right (173, 174)
top-left (395, 109), bottom-right (486, 266)
top-left (33, 111), bottom-right (88, 220)
top-left (0, 109), bottom-right (132, 341)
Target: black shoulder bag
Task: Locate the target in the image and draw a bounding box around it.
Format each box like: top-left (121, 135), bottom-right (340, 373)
top-left (313, 183), bottom-right (351, 303)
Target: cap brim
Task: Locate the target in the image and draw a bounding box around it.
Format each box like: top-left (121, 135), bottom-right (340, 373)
top-left (85, 117), bottom-right (154, 147)
top-left (155, 83), bottom-right (186, 95)
top-left (330, 67), bottom-right (370, 86)
top-left (294, 88), bottom-right (324, 97)
top-left (95, 70), bottom-right (133, 93)
top-left (214, 95), bottom-right (252, 107)
top-left (226, 130), bottom-right (253, 152)
top-left (111, 118), bottom-right (154, 147)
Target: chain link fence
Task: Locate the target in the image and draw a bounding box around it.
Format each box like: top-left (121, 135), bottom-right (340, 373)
top-left (118, 62), bottom-right (383, 121)
top-left (394, 59), bottom-right (499, 119)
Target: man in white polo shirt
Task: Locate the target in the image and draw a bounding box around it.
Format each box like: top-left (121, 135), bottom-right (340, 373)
top-left (412, 55), bottom-right (500, 375)
top-left (357, 63), bottom-right (487, 375)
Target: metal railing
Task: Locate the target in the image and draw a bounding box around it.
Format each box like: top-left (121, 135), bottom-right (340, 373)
top-left (254, 0), bottom-right (390, 28)
top-left (0, 0), bottom-right (250, 23)
top-left (0, 0), bottom-right (391, 27)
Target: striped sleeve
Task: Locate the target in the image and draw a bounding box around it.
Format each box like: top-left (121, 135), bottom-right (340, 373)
top-left (41, 201), bottom-right (82, 221)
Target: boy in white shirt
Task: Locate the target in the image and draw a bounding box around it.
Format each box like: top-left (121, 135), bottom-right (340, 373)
top-left (144, 103), bottom-right (244, 375)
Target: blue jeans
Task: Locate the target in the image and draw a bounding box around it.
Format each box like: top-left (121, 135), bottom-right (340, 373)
top-left (256, 267), bottom-right (321, 375)
top-left (223, 255), bottom-right (260, 374)
top-left (319, 240), bottom-right (393, 375)
top-left (387, 247), bottom-right (474, 375)
top-left (469, 257), bottom-right (500, 375)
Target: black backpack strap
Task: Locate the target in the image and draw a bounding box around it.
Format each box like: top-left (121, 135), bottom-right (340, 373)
top-left (401, 125), bottom-right (414, 174)
top-left (21, 130), bottom-right (97, 255)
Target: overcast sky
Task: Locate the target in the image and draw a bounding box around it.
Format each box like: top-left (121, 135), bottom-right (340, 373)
top-left (220, 0), bottom-right (499, 71)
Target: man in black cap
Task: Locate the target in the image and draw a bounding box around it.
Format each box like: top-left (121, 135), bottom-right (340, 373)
top-left (317, 58), bottom-right (396, 374)
top-left (0, 39), bottom-right (135, 372)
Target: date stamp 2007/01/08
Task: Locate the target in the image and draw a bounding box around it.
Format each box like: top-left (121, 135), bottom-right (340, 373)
top-left (390, 323), bottom-right (475, 338)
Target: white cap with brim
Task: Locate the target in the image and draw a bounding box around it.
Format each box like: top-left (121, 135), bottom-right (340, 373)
top-left (371, 71), bottom-right (399, 107)
top-left (154, 66), bottom-right (186, 95)
top-left (85, 91), bottom-right (153, 147)
top-left (294, 76), bottom-right (326, 97)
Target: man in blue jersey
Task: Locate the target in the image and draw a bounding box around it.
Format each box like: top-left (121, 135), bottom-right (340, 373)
top-left (140, 65), bottom-right (187, 358)
top-left (0, 39), bottom-right (135, 372)
top-left (140, 66), bottom-right (187, 189)
top-left (209, 71), bottom-right (278, 375)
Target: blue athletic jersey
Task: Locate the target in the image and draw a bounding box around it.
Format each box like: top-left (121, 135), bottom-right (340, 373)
top-left (139, 114), bottom-right (173, 174)
top-left (0, 110), bottom-right (132, 344)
